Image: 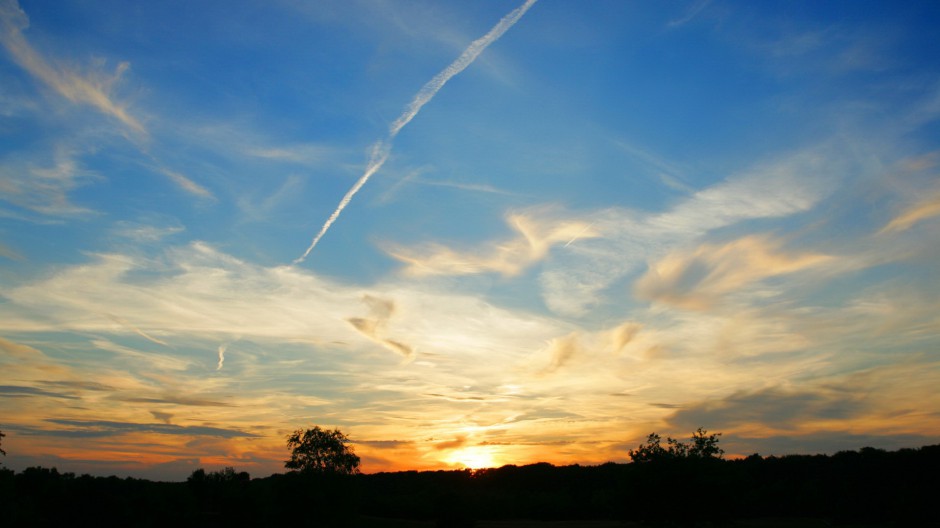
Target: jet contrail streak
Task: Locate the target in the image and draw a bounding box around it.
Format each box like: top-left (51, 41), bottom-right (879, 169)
top-left (389, 0), bottom-right (539, 137)
top-left (293, 0), bottom-right (538, 264)
top-left (293, 141), bottom-right (390, 264)
top-left (564, 221), bottom-right (597, 248)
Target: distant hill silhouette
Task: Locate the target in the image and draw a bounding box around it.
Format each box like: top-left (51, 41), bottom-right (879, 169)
top-left (1, 444), bottom-right (938, 526)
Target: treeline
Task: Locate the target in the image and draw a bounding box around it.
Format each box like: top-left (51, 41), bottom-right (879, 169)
top-left (1, 444), bottom-right (938, 526)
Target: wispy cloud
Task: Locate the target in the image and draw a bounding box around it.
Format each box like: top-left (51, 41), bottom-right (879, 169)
top-left (614, 140), bottom-right (694, 193)
top-left (667, 0), bottom-right (711, 28)
top-left (159, 168), bottom-right (215, 200)
top-left (42, 419), bottom-right (258, 438)
top-left (293, 0), bottom-right (538, 263)
top-left (120, 395), bottom-right (234, 408)
top-left (0, 242), bottom-right (566, 360)
top-left (0, 0), bottom-right (145, 135)
top-left (538, 141), bottom-right (845, 316)
top-left (388, 211), bottom-right (599, 277)
top-left (667, 386), bottom-right (865, 432)
top-left (878, 189), bottom-right (940, 234)
top-left (216, 344), bottom-right (227, 371)
top-left (247, 144), bottom-right (335, 165)
top-left (538, 332), bottom-right (580, 374)
top-left (347, 295), bottom-right (415, 360)
top-left (112, 220), bottom-right (185, 243)
top-left (634, 235), bottom-right (833, 310)
top-left (405, 176), bottom-right (517, 196)
top-left (107, 314), bottom-right (171, 347)
top-left (0, 240), bottom-right (23, 260)
top-left (0, 385), bottom-right (79, 399)
top-left (0, 148), bottom-right (98, 216)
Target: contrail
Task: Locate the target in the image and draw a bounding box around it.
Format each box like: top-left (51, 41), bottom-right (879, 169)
top-left (106, 313), bottom-right (170, 347)
top-left (564, 221), bottom-right (597, 248)
top-left (293, 0), bottom-right (538, 265)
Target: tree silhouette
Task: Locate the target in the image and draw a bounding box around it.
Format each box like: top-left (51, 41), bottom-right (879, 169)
top-left (285, 426), bottom-right (360, 474)
top-left (688, 427), bottom-right (723, 459)
top-left (628, 427), bottom-right (723, 462)
top-left (0, 426), bottom-right (6, 456)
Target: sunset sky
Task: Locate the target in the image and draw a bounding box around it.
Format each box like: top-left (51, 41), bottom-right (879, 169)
top-left (2, 0), bottom-right (940, 481)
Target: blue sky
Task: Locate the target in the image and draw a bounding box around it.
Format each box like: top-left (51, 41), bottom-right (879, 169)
top-left (2, 0), bottom-right (940, 480)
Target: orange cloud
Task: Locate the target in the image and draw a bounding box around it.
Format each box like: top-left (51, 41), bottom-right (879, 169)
top-left (878, 190), bottom-right (940, 234)
top-left (635, 235), bottom-right (832, 310)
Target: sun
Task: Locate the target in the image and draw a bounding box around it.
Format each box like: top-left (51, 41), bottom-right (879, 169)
top-left (447, 446), bottom-right (498, 470)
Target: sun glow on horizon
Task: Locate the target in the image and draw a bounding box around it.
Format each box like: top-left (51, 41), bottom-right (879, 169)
top-left (446, 446), bottom-right (500, 470)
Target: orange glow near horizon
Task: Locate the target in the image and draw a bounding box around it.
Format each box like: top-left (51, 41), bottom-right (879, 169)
top-left (443, 446), bottom-right (501, 470)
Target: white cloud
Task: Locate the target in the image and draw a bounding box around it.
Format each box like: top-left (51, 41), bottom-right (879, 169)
top-left (159, 168), bottom-right (214, 200)
top-left (0, 147), bottom-right (98, 216)
top-left (0, 242), bottom-right (568, 362)
top-left (387, 210), bottom-right (599, 277)
top-left (113, 220), bottom-right (185, 243)
top-left (0, 0), bottom-right (145, 135)
top-left (539, 142), bottom-right (846, 316)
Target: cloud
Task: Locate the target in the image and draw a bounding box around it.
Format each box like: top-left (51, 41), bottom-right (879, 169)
top-left (423, 392), bottom-right (492, 402)
top-left (0, 242), bottom-right (567, 365)
top-left (347, 295), bottom-right (415, 360)
top-left (0, 148), bottom-right (98, 216)
top-left (537, 142), bottom-right (842, 316)
top-left (0, 240), bottom-right (23, 260)
top-left (354, 439), bottom-right (414, 449)
top-left (0, 385), bottom-right (79, 399)
top-left (667, 0), bottom-right (711, 28)
top-left (667, 386), bottom-right (866, 431)
top-left (293, 0), bottom-right (538, 263)
top-left (609, 323), bottom-right (641, 353)
top-left (0, 0), bottom-right (145, 135)
top-left (614, 139), bottom-right (694, 193)
top-left (394, 175), bottom-right (517, 197)
top-left (388, 211), bottom-right (600, 277)
top-left (649, 153), bottom-right (829, 234)
top-left (41, 380), bottom-right (114, 392)
top-left (0, 336), bottom-right (45, 358)
top-left (159, 168), bottom-right (215, 200)
top-left (247, 143), bottom-right (335, 164)
top-left (634, 235), bottom-right (833, 310)
top-left (150, 411), bottom-right (173, 424)
top-left (106, 314), bottom-right (171, 347)
top-left (878, 189), bottom-right (940, 234)
top-left (434, 436), bottom-right (468, 451)
top-left (119, 395), bottom-right (234, 407)
top-left (112, 220), bottom-right (185, 243)
top-left (216, 344), bottom-right (227, 371)
top-left (41, 419), bottom-right (258, 438)
top-left (539, 332), bottom-right (580, 374)
top-left (237, 174), bottom-right (305, 222)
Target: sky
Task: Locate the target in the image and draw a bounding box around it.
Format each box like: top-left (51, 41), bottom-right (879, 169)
top-left (1, 0), bottom-right (939, 481)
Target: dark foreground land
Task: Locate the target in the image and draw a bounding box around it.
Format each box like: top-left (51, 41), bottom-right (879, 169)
top-left (1, 444), bottom-right (938, 527)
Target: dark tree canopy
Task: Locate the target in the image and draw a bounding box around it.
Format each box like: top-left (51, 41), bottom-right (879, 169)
top-left (629, 427), bottom-right (723, 462)
top-left (1, 426), bottom-right (6, 456)
top-left (285, 426), bottom-right (360, 475)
